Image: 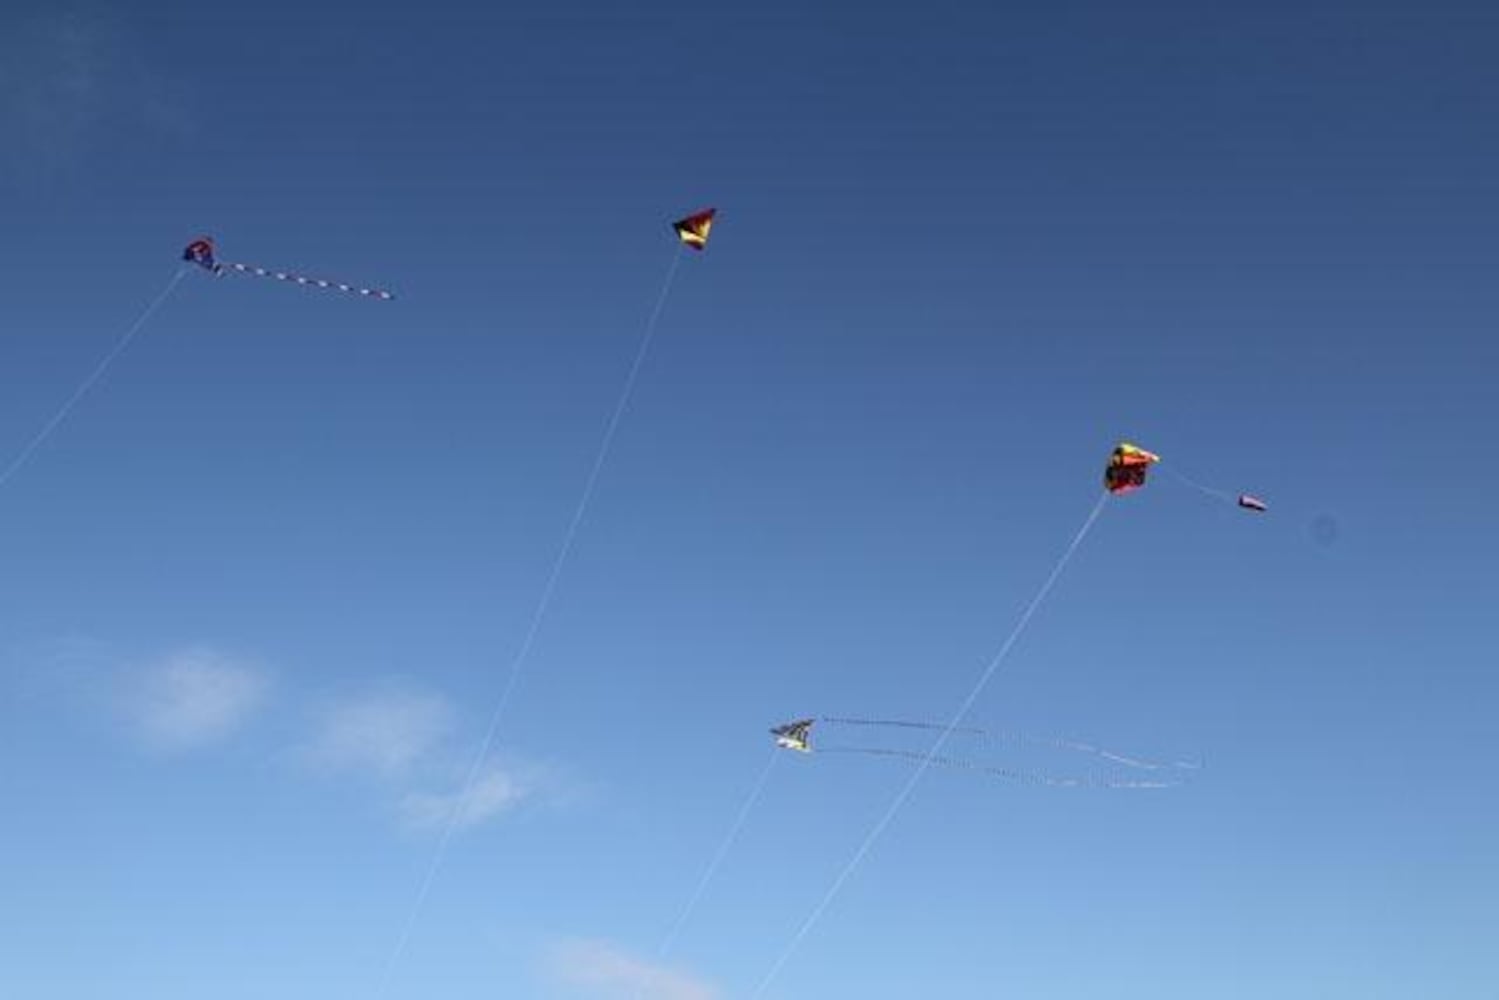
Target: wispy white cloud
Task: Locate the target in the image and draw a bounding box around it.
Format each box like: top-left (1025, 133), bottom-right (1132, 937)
top-left (399, 765), bottom-right (529, 832)
top-left (305, 684), bottom-right (554, 833)
top-left (307, 687), bottom-right (455, 780)
top-left (119, 647), bottom-right (271, 751)
top-left (547, 940), bottom-right (721, 1000)
top-left (14, 634), bottom-right (560, 833)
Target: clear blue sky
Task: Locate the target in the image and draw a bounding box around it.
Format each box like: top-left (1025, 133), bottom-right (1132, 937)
top-left (2, 1), bottom-right (1496, 998)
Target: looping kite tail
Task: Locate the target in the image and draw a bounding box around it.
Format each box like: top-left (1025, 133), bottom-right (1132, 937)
top-left (816, 716), bottom-right (1201, 771)
top-left (818, 746), bottom-right (1183, 790)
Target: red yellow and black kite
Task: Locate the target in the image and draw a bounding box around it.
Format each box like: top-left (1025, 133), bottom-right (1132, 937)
top-left (672, 209), bottom-right (716, 251)
top-left (1104, 442), bottom-right (1161, 495)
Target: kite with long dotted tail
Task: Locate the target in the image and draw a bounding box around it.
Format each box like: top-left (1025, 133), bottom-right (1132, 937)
top-left (182, 237), bottom-right (395, 301)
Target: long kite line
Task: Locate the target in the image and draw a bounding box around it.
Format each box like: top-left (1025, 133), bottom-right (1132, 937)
top-left (751, 491), bottom-right (1110, 998)
top-left (817, 717), bottom-right (1201, 772)
top-left (375, 246), bottom-right (687, 996)
top-left (0, 268), bottom-right (187, 495)
top-left (631, 747), bottom-right (781, 1000)
top-left (5, 234), bottom-right (404, 497)
top-left (815, 747), bottom-right (1182, 790)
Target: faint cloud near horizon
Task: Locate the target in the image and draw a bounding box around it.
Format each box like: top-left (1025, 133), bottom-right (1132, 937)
top-left (546, 940), bottom-right (721, 1000)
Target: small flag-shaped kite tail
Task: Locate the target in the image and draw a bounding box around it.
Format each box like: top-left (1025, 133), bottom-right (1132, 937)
top-left (672, 208), bottom-right (716, 250)
top-left (222, 261), bottom-right (395, 301)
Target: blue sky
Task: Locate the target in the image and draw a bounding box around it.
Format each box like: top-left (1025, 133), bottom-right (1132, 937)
top-left (1, 1), bottom-right (1496, 997)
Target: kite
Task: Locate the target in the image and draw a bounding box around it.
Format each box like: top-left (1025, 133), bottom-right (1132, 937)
top-left (373, 205), bottom-right (720, 992)
top-left (769, 716), bottom-right (1193, 789)
top-left (1104, 442), bottom-right (1161, 495)
top-left (1105, 441), bottom-right (1269, 514)
top-left (182, 237), bottom-right (394, 301)
top-left (183, 238), bottom-right (218, 272)
top-left (770, 719), bottom-right (814, 753)
top-left (672, 209), bottom-right (716, 251)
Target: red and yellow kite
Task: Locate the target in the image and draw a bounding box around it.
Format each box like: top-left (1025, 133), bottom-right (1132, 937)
top-left (672, 208), bottom-right (716, 250)
top-left (1104, 442), bottom-right (1161, 495)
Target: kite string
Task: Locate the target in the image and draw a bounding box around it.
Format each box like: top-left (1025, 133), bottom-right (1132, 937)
top-left (0, 268), bottom-right (187, 494)
top-left (817, 747), bottom-right (1181, 790)
top-left (820, 717), bottom-right (1199, 772)
top-left (632, 748), bottom-right (780, 1000)
top-left (375, 247), bottom-right (684, 997)
top-left (820, 716), bottom-right (988, 738)
top-left (1163, 464), bottom-right (1236, 505)
top-left (750, 491), bottom-right (1109, 1000)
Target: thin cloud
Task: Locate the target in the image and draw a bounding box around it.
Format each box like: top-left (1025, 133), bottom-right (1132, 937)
top-left (305, 684), bottom-right (557, 833)
top-left (398, 765), bottom-right (529, 832)
top-left (547, 940), bottom-right (721, 1000)
top-left (120, 647), bottom-right (271, 750)
top-left (15, 640), bottom-right (551, 833)
top-left (307, 687), bottom-right (455, 780)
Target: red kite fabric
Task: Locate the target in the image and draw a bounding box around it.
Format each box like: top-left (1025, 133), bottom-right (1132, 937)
top-left (672, 208), bottom-right (716, 250)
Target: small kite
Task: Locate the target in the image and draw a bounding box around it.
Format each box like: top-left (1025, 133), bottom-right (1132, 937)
top-left (182, 237), bottom-right (394, 301)
top-left (183, 238), bottom-right (219, 272)
top-left (770, 719), bottom-right (814, 753)
top-left (672, 209), bottom-right (716, 251)
top-left (1104, 442), bottom-right (1160, 495)
top-left (1237, 494), bottom-right (1268, 513)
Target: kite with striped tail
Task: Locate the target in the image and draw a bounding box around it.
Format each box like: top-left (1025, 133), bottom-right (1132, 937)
top-left (183, 237), bottom-right (394, 301)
